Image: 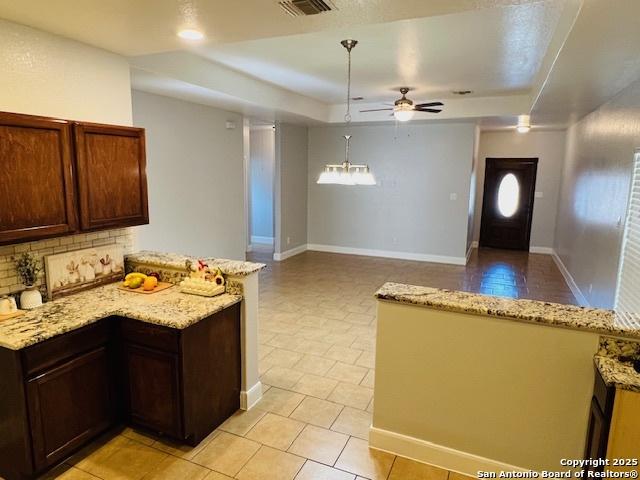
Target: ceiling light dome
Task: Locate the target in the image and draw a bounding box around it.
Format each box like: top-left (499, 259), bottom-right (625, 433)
top-left (394, 104), bottom-right (415, 122)
top-left (516, 114), bottom-right (531, 133)
top-left (178, 29), bottom-right (204, 41)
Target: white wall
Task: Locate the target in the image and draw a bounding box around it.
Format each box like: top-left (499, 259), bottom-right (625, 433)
top-left (275, 123), bottom-right (309, 254)
top-left (307, 123), bottom-right (476, 262)
top-left (0, 19), bottom-right (132, 125)
top-left (473, 130), bottom-right (567, 249)
top-left (554, 79), bottom-right (640, 308)
top-left (132, 90), bottom-right (246, 260)
top-left (250, 127), bottom-right (275, 241)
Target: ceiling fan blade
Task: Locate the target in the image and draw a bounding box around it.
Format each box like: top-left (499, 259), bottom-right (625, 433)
top-left (360, 108), bottom-right (394, 112)
top-left (415, 107), bottom-right (442, 113)
top-left (415, 102), bottom-right (444, 108)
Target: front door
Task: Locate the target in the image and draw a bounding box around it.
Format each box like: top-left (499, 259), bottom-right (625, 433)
top-left (479, 158), bottom-right (538, 250)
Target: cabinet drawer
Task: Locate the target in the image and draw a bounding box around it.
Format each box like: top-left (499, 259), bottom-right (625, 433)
top-left (120, 318), bottom-right (179, 353)
top-left (22, 320), bottom-right (111, 377)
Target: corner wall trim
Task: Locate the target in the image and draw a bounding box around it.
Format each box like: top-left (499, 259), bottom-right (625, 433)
top-left (251, 235), bottom-right (274, 246)
top-left (551, 251), bottom-right (590, 307)
top-left (369, 426), bottom-right (527, 476)
top-left (240, 381), bottom-right (263, 410)
top-left (273, 244), bottom-right (307, 261)
top-left (307, 244), bottom-right (467, 266)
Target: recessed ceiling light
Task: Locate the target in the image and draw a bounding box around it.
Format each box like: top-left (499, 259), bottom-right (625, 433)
top-left (178, 29), bottom-right (204, 41)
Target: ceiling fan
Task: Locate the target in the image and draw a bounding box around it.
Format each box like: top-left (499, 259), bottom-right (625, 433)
top-left (360, 87), bottom-right (444, 122)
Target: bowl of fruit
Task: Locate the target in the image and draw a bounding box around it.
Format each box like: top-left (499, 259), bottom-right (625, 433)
top-left (120, 272), bottom-right (171, 293)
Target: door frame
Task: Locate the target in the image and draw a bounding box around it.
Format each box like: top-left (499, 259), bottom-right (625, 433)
top-left (479, 157), bottom-right (538, 250)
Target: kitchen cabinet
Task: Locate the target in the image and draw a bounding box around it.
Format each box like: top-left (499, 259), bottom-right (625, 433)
top-left (0, 112), bottom-right (78, 244)
top-left (0, 111), bottom-right (149, 245)
top-left (0, 304), bottom-right (241, 479)
top-left (74, 122), bottom-right (148, 231)
top-left (120, 302), bottom-right (241, 445)
top-left (26, 346), bottom-right (116, 471)
top-left (584, 367), bottom-right (640, 471)
top-left (123, 343), bottom-right (182, 438)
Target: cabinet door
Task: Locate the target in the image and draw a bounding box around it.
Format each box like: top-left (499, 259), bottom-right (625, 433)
top-left (584, 397), bottom-right (609, 470)
top-left (73, 122), bottom-right (148, 231)
top-left (0, 112), bottom-right (77, 244)
top-left (124, 343), bottom-right (182, 438)
top-left (26, 346), bottom-right (115, 471)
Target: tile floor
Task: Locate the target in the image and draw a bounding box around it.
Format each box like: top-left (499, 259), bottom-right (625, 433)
top-left (41, 248), bottom-right (575, 480)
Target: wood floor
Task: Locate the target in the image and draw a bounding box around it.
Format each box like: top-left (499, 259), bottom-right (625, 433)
top-left (42, 248), bottom-right (574, 480)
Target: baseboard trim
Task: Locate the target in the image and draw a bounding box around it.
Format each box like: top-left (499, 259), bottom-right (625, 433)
top-left (307, 244), bottom-right (467, 266)
top-left (529, 246), bottom-right (554, 254)
top-left (551, 251), bottom-right (590, 307)
top-left (240, 381), bottom-right (263, 410)
top-left (273, 244), bottom-right (307, 261)
top-left (369, 426), bottom-right (527, 476)
top-left (251, 235), bottom-right (274, 246)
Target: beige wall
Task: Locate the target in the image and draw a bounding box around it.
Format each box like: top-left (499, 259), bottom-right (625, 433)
top-left (473, 130), bottom-right (567, 249)
top-left (0, 19), bottom-right (136, 298)
top-left (0, 19), bottom-right (132, 125)
top-left (373, 301), bottom-right (600, 472)
top-left (554, 78), bottom-right (640, 309)
top-left (275, 123), bottom-right (309, 254)
top-left (307, 123), bottom-right (476, 262)
top-left (132, 90), bottom-right (246, 260)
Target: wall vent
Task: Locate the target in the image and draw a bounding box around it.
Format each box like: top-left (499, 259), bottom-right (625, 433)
top-left (278, 0), bottom-right (335, 16)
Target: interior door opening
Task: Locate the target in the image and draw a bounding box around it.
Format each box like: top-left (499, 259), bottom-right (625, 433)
top-left (247, 122), bottom-right (276, 255)
top-left (479, 158), bottom-right (538, 251)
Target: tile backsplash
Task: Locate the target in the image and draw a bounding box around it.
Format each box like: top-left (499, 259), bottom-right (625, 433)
top-left (0, 228), bottom-right (136, 297)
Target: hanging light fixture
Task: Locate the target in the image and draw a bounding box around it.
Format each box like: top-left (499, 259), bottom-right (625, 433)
top-left (316, 39), bottom-right (375, 186)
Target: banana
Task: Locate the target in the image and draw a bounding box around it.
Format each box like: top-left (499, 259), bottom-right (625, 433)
top-left (125, 272), bottom-right (147, 281)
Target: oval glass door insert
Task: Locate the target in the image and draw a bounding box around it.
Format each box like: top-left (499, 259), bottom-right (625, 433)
top-left (497, 173), bottom-right (520, 217)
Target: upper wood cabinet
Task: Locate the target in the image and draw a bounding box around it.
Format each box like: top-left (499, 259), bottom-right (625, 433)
top-left (74, 123), bottom-right (149, 231)
top-left (0, 112), bottom-right (149, 245)
top-left (0, 112), bottom-right (78, 244)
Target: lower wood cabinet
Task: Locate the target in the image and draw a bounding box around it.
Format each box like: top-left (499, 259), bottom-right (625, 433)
top-left (119, 302), bottom-right (241, 446)
top-left (123, 343), bottom-right (182, 438)
top-left (584, 366), bottom-right (640, 472)
top-left (0, 303), bottom-right (241, 480)
top-left (26, 346), bottom-right (116, 471)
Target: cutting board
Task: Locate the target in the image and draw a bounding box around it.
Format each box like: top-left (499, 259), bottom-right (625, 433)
top-left (0, 310), bottom-right (26, 321)
top-left (118, 282), bottom-right (174, 294)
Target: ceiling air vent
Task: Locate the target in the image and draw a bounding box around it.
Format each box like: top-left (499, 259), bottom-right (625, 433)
top-left (278, 0), bottom-right (335, 16)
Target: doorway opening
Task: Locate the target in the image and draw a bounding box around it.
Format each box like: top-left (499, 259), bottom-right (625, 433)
top-left (247, 122), bottom-right (276, 257)
top-left (479, 158), bottom-right (538, 250)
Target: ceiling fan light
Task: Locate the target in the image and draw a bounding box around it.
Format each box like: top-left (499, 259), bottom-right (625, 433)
top-left (394, 106), bottom-right (415, 122)
top-left (516, 114), bottom-right (531, 133)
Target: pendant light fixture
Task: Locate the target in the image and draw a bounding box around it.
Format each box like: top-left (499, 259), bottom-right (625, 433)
top-left (317, 39), bottom-right (375, 186)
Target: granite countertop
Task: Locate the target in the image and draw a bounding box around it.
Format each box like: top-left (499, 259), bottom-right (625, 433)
top-left (375, 282), bottom-right (640, 340)
top-left (595, 337), bottom-right (640, 393)
top-left (594, 356), bottom-right (640, 393)
top-left (126, 251), bottom-right (266, 277)
top-left (0, 283), bottom-right (242, 350)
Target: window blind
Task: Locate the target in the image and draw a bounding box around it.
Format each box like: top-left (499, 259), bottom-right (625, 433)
top-left (615, 151), bottom-right (640, 327)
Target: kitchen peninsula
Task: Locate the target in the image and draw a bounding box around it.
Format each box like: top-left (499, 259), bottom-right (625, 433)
top-left (371, 283), bottom-right (640, 475)
top-left (0, 252), bottom-right (265, 480)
